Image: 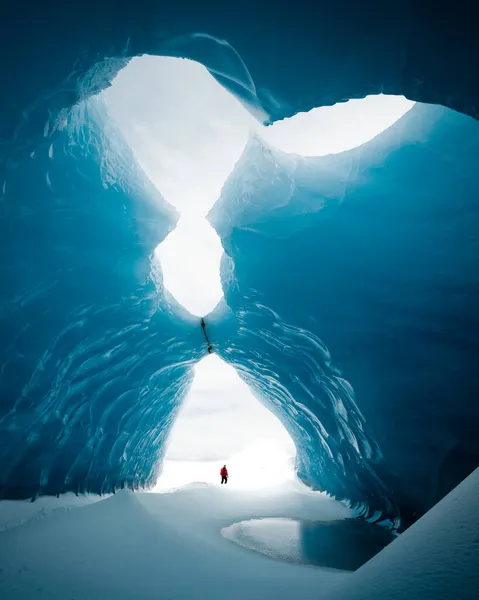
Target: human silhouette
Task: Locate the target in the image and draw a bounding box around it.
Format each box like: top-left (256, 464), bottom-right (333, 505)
top-left (220, 465), bottom-right (228, 484)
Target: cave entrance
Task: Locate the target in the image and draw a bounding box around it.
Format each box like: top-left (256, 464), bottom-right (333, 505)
top-left (98, 55), bottom-right (414, 489)
top-left (154, 354), bottom-right (296, 491)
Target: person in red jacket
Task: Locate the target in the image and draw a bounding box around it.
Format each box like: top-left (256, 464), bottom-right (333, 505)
top-left (220, 465), bottom-right (228, 484)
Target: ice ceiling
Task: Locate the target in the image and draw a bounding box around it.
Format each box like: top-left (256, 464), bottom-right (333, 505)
top-left (1, 1), bottom-right (479, 529)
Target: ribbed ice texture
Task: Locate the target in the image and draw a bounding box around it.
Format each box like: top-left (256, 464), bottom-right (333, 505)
top-left (0, 98), bottom-right (207, 498)
top-left (208, 103), bottom-right (479, 526)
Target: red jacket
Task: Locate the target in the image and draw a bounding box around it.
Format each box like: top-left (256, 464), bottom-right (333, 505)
top-left (220, 467), bottom-right (228, 477)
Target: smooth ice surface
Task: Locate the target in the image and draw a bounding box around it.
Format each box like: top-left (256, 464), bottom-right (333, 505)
top-left (222, 517), bottom-right (395, 571)
top-left (208, 103), bottom-right (479, 524)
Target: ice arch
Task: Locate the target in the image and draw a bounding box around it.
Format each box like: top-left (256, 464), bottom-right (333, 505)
top-left (101, 55), bottom-right (412, 316)
top-left (208, 102), bottom-right (479, 526)
top-left (1, 1), bottom-right (479, 528)
top-left (0, 99), bottom-right (208, 498)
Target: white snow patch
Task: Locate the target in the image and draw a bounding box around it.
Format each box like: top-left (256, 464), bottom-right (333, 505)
top-left (0, 493), bottom-right (102, 532)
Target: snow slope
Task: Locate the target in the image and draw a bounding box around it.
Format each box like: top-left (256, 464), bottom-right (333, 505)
top-left (329, 467), bottom-right (479, 600)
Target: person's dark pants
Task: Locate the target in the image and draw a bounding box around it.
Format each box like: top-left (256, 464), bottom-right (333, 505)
top-left (221, 476), bottom-right (228, 484)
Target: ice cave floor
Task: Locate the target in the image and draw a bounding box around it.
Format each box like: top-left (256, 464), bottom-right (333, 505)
top-left (0, 469), bottom-right (478, 600)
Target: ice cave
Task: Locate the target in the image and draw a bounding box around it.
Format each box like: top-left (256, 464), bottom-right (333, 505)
top-left (0, 2), bottom-right (478, 599)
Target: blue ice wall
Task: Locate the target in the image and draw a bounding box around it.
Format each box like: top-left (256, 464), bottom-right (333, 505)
top-left (208, 103), bottom-right (479, 525)
top-left (1, 1), bottom-right (479, 522)
top-left (0, 98), bottom-right (206, 498)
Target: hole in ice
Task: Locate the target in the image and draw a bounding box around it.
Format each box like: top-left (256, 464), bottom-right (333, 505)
top-left (101, 56), bottom-right (414, 316)
top-left (153, 355), bottom-right (297, 491)
top-left (222, 517), bottom-right (396, 571)
top-left (260, 95), bottom-right (414, 156)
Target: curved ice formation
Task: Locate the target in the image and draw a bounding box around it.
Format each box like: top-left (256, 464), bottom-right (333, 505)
top-left (1, 2), bottom-right (479, 527)
top-left (2, 1), bottom-right (478, 155)
top-left (208, 103), bottom-right (479, 526)
top-left (0, 98), bottom-right (207, 498)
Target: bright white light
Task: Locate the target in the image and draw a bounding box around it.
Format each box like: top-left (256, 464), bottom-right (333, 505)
top-left (102, 56), bottom-right (250, 316)
top-left (227, 438), bottom-right (296, 489)
top-left (262, 95), bottom-right (414, 156)
top-left (154, 355), bottom-right (296, 491)
top-left (155, 440), bottom-right (295, 491)
top-left (102, 56), bottom-right (414, 317)
top-left (155, 216), bottom-right (224, 316)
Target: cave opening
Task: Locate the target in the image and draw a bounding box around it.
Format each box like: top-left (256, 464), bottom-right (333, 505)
top-left (154, 354), bottom-right (296, 491)
top-left (100, 54), bottom-right (414, 317)
top-left (1, 7), bottom-right (479, 598)
top-left (97, 54), bottom-right (416, 494)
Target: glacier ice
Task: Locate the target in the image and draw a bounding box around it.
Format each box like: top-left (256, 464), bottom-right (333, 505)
top-left (208, 103), bottom-right (479, 526)
top-left (1, 1), bottom-right (479, 529)
top-left (0, 98), bottom-right (207, 497)
top-left (2, 2), bottom-right (478, 151)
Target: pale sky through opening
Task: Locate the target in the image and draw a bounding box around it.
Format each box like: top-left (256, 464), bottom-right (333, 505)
top-left (102, 55), bottom-right (413, 317)
top-left (154, 355), bottom-right (296, 491)
top-left (101, 55), bottom-right (413, 490)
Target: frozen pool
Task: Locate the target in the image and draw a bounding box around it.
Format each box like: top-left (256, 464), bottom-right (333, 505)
top-left (222, 517), bottom-right (396, 571)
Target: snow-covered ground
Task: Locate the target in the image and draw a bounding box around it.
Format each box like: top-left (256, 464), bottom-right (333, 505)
top-left (0, 469), bottom-right (478, 600)
top-left (0, 482), bottom-right (352, 600)
top-left (0, 494), bottom-right (101, 533)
